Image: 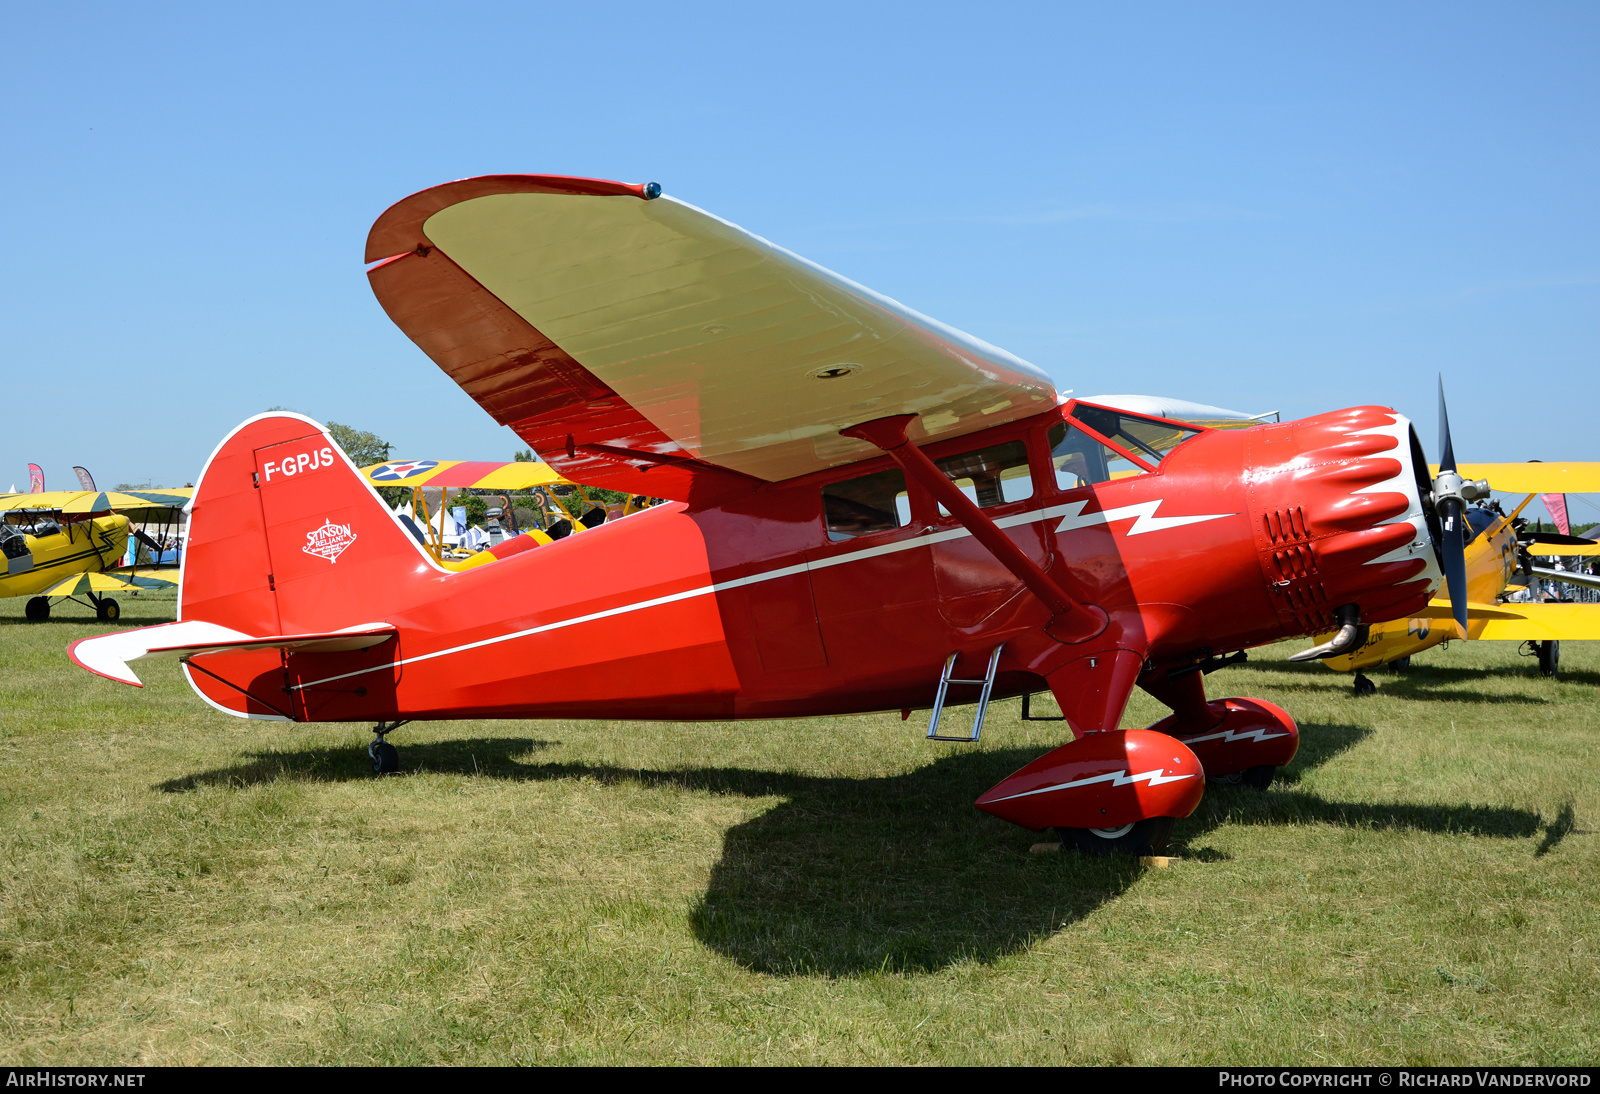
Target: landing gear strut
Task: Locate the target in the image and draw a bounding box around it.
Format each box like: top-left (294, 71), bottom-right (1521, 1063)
top-left (369, 721), bottom-right (408, 774)
top-left (1353, 672), bottom-right (1376, 696)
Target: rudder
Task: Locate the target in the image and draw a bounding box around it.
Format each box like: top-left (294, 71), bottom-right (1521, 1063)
top-left (182, 413), bottom-right (440, 637)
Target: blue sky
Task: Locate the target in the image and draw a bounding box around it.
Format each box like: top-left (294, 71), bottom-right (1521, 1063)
top-left (2, 3), bottom-right (1595, 521)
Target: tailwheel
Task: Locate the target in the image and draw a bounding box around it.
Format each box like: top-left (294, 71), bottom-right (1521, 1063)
top-left (1057, 816), bottom-right (1175, 857)
top-left (24, 596), bottom-right (50, 622)
top-left (1352, 672), bottom-right (1376, 696)
top-left (1537, 641), bottom-right (1560, 678)
top-left (95, 597), bottom-right (120, 622)
top-left (368, 720), bottom-right (408, 775)
top-left (370, 741), bottom-right (399, 774)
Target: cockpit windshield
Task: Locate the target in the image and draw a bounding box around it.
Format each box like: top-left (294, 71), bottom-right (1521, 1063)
top-left (1069, 405), bottom-right (1201, 466)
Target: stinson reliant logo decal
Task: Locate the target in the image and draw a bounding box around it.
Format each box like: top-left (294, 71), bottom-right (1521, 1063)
top-left (302, 519), bottom-right (356, 564)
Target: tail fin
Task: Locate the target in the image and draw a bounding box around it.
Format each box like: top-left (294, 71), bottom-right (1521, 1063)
top-left (180, 412), bottom-right (440, 637)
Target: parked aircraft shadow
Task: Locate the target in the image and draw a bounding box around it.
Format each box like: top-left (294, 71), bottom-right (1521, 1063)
top-left (160, 721), bottom-right (1544, 976)
top-left (0, 608), bottom-right (177, 628)
top-left (1242, 660), bottom-right (1571, 702)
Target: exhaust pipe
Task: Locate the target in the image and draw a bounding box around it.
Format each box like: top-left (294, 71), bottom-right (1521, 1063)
top-left (1287, 604), bottom-right (1368, 663)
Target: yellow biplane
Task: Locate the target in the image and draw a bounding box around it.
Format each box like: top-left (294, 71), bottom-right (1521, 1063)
top-left (360, 459), bottom-right (656, 570)
top-left (0, 488), bottom-right (191, 621)
top-left (1321, 460), bottom-right (1600, 693)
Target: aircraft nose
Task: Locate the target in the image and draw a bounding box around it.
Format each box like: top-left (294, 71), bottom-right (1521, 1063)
top-left (1246, 406), bottom-right (1440, 639)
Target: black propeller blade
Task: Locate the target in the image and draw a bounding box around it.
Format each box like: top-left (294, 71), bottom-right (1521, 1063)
top-left (1437, 379), bottom-right (1457, 475)
top-left (1434, 377), bottom-right (1470, 635)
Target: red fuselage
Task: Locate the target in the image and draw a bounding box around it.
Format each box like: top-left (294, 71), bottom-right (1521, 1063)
top-left (181, 400), bottom-right (1439, 729)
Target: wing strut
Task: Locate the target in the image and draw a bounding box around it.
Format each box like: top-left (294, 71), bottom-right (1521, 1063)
top-left (839, 414), bottom-right (1107, 644)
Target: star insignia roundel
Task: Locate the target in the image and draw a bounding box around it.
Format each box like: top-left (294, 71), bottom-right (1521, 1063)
top-left (370, 460), bottom-right (439, 482)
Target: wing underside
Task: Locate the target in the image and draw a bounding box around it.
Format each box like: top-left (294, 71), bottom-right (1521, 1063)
top-left (366, 175), bottom-right (1058, 497)
top-left (1425, 463), bottom-right (1600, 494)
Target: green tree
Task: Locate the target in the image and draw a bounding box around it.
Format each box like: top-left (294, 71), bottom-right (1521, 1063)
top-left (326, 422), bottom-right (391, 467)
top-left (513, 448), bottom-right (536, 462)
top-left (265, 408), bottom-right (392, 468)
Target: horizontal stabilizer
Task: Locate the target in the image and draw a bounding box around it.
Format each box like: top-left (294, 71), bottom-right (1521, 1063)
top-left (70, 620), bottom-right (396, 687)
top-left (43, 569), bottom-right (178, 597)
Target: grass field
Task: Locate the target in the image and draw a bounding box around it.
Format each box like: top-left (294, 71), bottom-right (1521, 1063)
top-left (1, 589), bottom-right (1596, 1064)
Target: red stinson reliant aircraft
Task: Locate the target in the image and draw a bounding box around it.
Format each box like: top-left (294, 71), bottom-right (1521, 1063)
top-left (71, 175), bottom-right (1469, 856)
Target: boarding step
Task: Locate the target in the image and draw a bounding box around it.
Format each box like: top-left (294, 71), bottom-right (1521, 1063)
top-left (927, 645), bottom-right (1004, 742)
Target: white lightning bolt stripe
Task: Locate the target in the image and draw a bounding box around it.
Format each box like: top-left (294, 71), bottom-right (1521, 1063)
top-left (986, 767), bottom-right (1196, 804)
top-left (1179, 727), bottom-right (1291, 746)
top-left (1054, 499), bottom-right (1234, 537)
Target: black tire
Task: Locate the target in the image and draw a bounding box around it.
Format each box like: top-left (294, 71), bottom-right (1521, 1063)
top-left (96, 598), bottom-right (120, 622)
top-left (1538, 641), bottom-right (1560, 677)
top-left (371, 741), bottom-right (399, 774)
top-left (1240, 764), bottom-right (1276, 790)
top-left (1353, 673), bottom-right (1376, 696)
top-left (1390, 656), bottom-right (1411, 673)
top-left (1057, 816), bottom-right (1175, 857)
top-left (24, 597), bottom-right (50, 622)
top-left (1208, 764), bottom-right (1276, 790)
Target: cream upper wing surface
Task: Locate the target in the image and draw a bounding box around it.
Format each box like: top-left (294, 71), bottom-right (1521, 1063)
top-left (418, 191), bottom-right (1057, 483)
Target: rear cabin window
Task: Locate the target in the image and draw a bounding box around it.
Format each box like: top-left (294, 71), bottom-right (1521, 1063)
top-left (822, 468), bottom-right (912, 541)
top-left (934, 440), bottom-right (1034, 513)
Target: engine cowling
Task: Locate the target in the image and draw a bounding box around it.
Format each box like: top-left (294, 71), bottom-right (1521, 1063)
top-left (1243, 406), bottom-right (1440, 637)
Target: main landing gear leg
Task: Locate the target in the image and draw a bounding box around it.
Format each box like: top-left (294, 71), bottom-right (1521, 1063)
top-left (369, 721), bottom-right (408, 774)
top-left (1352, 672), bottom-right (1376, 696)
top-left (1141, 665), bottom-right (1299, 789)
top-left (975, 651), bottom-right (1205, 858)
